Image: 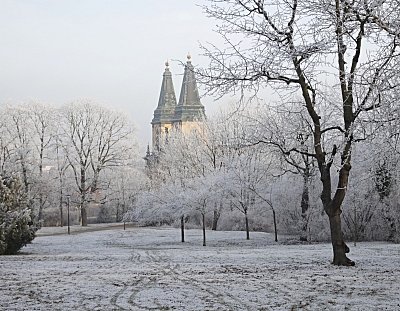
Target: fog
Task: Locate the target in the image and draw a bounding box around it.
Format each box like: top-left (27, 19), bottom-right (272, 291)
top-left (0, 0), bottom-right (224, 149)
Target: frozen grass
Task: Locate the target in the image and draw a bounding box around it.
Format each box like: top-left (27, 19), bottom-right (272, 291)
top-left (1, 226), bottom-right (399, 310)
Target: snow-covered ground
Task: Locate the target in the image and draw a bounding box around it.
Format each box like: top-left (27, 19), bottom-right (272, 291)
top-left (1, 226), bottom-right (399, 311)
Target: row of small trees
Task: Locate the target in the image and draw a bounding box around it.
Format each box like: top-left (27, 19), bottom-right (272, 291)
top-left (126, 103), bottom-right (399, 251)
top-left (127, 111), bottom-right (276, 246)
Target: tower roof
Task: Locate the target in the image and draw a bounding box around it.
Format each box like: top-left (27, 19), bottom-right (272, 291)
top-left (174, 54), bottom-right (205, 122)
top-left (152, 61), bottom-right (177, 124)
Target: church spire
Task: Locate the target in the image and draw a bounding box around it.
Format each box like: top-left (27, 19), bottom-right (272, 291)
top-left (174, 54), bottom-right (205, 122)
top-left (152, 61), bottom-right (177, 124)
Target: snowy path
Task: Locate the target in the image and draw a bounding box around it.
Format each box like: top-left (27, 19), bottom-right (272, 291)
top-left (1, 227), bottom-right (399, 310)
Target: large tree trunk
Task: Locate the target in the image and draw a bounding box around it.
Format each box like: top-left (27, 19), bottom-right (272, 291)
top-left (321, 165), bottom-right (354, 266)
top-left (300, 175), bottom-right (310, 242)
top-left (328, 212), bottom-right (354, 266)
top-left (322, 164), bottom-right (354, 266)
top-left (212, 208), bottom-right (220, 231)
top-left (81, 204), bottom-right (88, 226)
top-left (80, 190), bottom-right (88, 226)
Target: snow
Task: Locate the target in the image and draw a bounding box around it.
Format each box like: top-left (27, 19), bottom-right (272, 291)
top-left (1, 226), bottom-right (399, 310)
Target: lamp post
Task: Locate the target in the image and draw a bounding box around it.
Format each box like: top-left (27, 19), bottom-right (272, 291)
top-left (67, 195), bottom-right (71, 235)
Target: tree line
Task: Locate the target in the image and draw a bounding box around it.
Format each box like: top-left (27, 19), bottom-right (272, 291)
top-left (126, 104), bottom-right (399, 252)
top-left (0, 100), bottom-right (143, 234)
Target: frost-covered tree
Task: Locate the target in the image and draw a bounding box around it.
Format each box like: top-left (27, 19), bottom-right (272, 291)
top-left (248, 106), bottom-right (317, 241)
top-left (0, 103), bottom-right (56, 224)
top-left (0, 115), bottom-right (13, 175)
top-left (59, 101), bottom-right (136, 226)
top-left (0, 175), bottom-right (37, 255)
top-left (127, 183), bottom-right (182, 227)
top-left (223, 136), bottom-right (273, 240)
top-left (100, 165), bottom-right (147, 222)
top-left (53, 134), bottom-right (71, 226)
top-left (369, 129), bottom-right (400, 242)
top-left (135, 110), bottom-right (281, 242)
top-left (149, 122), bottom-right (225, 232)
top-left (26, 102), bottom-right (55, 222)
top-left (224, 103), bottom-right (317, 241)
top-left (0, 101), bottom-right (141, 227)
top-left (185, 173), bottom-right (222, 246)
top-left (200, 0), bottom-right (400, 265)
top-left (1, 105), bottom-right (33, 195)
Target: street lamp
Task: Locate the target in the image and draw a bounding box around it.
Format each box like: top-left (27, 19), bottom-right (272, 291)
top-left (67, 195), bottom-right (71, 235)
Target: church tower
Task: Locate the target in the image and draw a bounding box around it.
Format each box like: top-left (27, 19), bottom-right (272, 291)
top-left (151, 55), bottom-right (205, 151)
top-left (151, 61), bottom-right (177, 150)
top-left (173, 54), bottom-right (206, 133)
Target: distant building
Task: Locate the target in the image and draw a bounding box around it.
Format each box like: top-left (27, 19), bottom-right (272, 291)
top-left (150, 54), bottom-right (206, 151)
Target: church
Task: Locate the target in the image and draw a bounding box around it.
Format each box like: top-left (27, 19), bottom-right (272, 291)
top-left (150, 54), bottom-right (206, 151)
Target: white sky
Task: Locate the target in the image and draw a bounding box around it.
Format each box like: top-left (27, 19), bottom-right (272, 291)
top-left (0, 0), bottom-right (226, 149)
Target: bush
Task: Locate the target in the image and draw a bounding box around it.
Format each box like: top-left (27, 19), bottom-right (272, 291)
top-left (0, 175), bottom-right (38, 255)
top-left (97, 204), bottom-right (114, 223)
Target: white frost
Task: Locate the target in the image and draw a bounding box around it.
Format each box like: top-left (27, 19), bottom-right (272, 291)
top-left (1, 226), bottom-right (399, 310)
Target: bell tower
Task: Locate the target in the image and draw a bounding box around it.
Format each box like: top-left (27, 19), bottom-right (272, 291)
top-left (151, 61), bottom-right (177, 151)
top-left (173, 54), bottom-right (206, 133)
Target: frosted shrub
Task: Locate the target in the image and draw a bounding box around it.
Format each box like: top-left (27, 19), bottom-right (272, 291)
top-left (0, 175), bottom-right (37, 255)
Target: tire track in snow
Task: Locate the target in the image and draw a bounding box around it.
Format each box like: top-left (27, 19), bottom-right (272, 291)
top-left (130, 248), bottom-right (253, 310)
top-left (110, 283), bottom-right (129, 310)
top-left (106, 242), bottom-right (259, 310)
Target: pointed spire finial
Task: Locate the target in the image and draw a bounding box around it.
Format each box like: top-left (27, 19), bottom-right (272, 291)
top-left (145, 143), bottom-right (151, 160)
top-left (187, 53), bottom-right (191, 61)
top-left (152, 58), bottom-right (177, 126)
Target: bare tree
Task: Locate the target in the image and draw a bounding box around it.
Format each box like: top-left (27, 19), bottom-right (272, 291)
top-left (54, 134), bottom-right (70, 226)
top-left (0, 113), bottom-right (12, 174)
top-left (224, 137), bottom-right (270, 240)
top-left (183, 173), bottom-right (222, 246)
top-left (2, 105), bottom-right (32, 196)
top-left (60, 101), bottom-right (136, 226)
top-left (26, 102), bottom-right (55, 222)
top-left (102, 165), bottom-right (147, 222)
top-left (248, 107), bottom-right (317, 241)
top-left (200, 0), bottom-right (400, 265)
